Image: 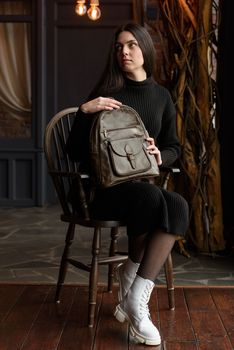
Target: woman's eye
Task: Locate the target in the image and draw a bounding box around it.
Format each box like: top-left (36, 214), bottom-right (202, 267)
top-left (128, 42), bottom-right (138, 49)
top-left (115, 41), bottom-right (138, 52)
top-left (115, 45), bottom-right (122, 52)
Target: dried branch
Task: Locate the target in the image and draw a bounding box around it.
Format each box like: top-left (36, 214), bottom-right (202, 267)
top-left (142, 0), bottom-right (225, 252)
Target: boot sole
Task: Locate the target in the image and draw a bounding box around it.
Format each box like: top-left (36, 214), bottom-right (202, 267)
top-left (114, 305), bottom-right (161, 346)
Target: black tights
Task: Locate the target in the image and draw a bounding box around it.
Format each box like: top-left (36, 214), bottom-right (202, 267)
top-left (128, 231), bottom-right (176, 282)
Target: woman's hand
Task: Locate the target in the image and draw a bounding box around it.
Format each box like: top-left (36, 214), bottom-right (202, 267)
top-left (80, 97), bottom-right (122, 114)
top-left (145, 137), bottom-right (162, 166)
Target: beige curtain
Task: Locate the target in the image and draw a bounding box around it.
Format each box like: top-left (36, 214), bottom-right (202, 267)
top-left (0, 2), bottom-right (31, 126)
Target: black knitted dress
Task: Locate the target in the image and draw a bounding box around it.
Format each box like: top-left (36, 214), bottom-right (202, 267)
top-left (66, 77), bottom-right (189, 237)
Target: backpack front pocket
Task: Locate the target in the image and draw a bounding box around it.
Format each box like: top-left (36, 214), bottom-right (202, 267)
top-left (108, 137), bottom-right (152, 176)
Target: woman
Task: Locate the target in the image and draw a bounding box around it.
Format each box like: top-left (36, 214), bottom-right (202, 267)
top-left (67, 23), bottom-right (189, 346)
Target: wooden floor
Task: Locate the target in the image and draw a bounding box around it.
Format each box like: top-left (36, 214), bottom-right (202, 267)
top-left (0, 284), bottom-right (233, 350)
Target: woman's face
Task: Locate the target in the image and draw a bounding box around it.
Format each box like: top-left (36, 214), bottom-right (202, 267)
top-left (115, 31), bottom-right (146, 80)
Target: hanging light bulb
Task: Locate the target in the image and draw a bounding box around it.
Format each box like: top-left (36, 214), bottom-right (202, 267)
top-left (75, 0), bottom-right (87, 16)
top-left (87, 0), bottom-right (101, 21)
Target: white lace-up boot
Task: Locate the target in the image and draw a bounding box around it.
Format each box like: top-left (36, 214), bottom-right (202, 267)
top-left (114, 275), bottom-right (161, 346)
top-left (116, 258), bottom-right (140, 302)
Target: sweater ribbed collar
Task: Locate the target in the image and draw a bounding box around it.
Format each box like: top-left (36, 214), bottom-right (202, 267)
top-left (124, 76), bottom-right (154, 88)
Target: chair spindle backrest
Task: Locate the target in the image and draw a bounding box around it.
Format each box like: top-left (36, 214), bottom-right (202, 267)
top-left (44, 107), bottom-right (90, 217)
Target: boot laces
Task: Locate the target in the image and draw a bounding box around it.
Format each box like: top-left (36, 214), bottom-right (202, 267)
top-left (139, 283), bottom-right (154, 317)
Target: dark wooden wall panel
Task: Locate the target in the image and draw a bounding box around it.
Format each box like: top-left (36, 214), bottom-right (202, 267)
top-left (218, 1), bottom-right (234, 245)
top-left (0, 153), bottom-right (35, 206)
top-left (0, 159), bottom-right (8, 198)
top-left (15, 160), bottom-right (33, 199)
top-left (0, 0), bottom-right (45, 207)
top-left (45, 0), bottom-right (133, 203)
top-left (46, 0), bottom-right (133, 119)
top-left (0, 0), bottom-right (133, 207)
top-left (56, 27), bottom-right (114, 108)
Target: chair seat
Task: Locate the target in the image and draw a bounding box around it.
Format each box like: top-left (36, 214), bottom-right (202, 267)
top-left (61, 213), bottom-right (126, 228)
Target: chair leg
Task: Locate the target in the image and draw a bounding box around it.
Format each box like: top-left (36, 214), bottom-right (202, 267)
top-left (55, 222), bottom-right (75, 303)
top-left (164, 252), bottom-right (175, 310)
top-left (88, 227), bottom-right (101, 327)
top-left (107, 227), bottom-right (119, 292)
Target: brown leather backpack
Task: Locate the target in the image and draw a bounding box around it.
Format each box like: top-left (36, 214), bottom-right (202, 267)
top-left (89, 105), bottom-right (159, 188)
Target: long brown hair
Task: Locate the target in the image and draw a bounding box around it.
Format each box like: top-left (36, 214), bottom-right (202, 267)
top-left (89, 23), bottom-right (156, 98)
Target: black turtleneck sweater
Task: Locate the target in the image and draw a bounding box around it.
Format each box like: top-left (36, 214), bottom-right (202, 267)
top-left (66, 77), bottom-right (180, 170)
top-left (66, 78), bottom-right (189, 236)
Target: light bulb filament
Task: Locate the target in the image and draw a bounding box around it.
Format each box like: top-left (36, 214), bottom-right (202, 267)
top-left (75, 0), bottom-right (101, 21)
top-left (75, 1), bottom-right (87, 16)
top-left (87, 5), bottom-right (101, 20)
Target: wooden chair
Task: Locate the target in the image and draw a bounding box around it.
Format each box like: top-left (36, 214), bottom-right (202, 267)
top-left (44, 107), bottom-right (176, 327)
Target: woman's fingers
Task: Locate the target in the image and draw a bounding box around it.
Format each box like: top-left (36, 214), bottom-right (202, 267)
top-left (145, 137), bottom-right (162, 165)
top-left (101, 97), bottom-right (122, 110)
top-left (81, 97), bottom-right (122, 113)
top-left (155, 152), bottom-right (162, 166)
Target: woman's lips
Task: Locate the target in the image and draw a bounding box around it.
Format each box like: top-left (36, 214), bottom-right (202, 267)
top-left (122, 59), bottom-right (131, 65)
